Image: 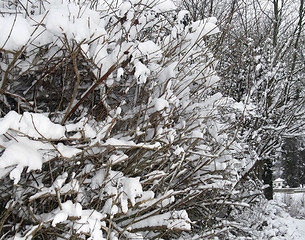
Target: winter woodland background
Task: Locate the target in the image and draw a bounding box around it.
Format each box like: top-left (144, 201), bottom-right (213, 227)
top-left (0, 0), bottom-right (304, 239)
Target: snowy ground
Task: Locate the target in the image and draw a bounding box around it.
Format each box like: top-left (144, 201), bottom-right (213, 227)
top-left (264, 198), bottom-right (305, 240)
top-left (294, 219), bottom-right (305, 237)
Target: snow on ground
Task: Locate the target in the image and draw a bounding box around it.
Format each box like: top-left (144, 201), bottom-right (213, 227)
top-left (263, 199), bottom-right (305, 240)
top-left (271, 215), bottom-right (305, 240)
top-left (294, 219), bottom-right (305, 237)
top-left (274, 189), bottom-right (305, 218)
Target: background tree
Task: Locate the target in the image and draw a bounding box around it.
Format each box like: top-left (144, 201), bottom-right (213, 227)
top-left (282, 136), bottom-right (305, 188)
top-left (180, 0), bottom-right (305, 200)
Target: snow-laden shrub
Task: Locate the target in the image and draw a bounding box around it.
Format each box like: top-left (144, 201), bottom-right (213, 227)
top-left (0, 0), bottom-right (261, 239)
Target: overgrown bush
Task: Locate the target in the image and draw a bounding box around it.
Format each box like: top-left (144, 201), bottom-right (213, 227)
top-left (0, 0), bottom-right (278, 239)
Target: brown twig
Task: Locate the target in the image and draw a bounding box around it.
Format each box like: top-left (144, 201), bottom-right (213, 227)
top-left (62, 46), bottom-right (132, 124)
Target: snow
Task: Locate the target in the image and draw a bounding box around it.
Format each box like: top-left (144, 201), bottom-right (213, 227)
top-left (60, 178), bottom-right (80, 194)
top-left (137, 190), bottom-right (155, 202)
top-left (152, 0), bottom-right (176, 13)
top-left (52, 200), bottom-right (82, 227)
top-left (191, 19), bottom-right (220, 37)
top-left (103, 138), bottom-right (161, 149)
top-left (57, 143), bottom-right (82, 158)
top-left (90, 169), bottom-right (107, 189)
top-left (0, 142), bottom-right (42, 184)
top-left (275, 178), bottom-right (285, 181)
top-left (294, 219), bottom-right (305, 237)
top-left (128, 0), bottom-right (176, 13)
top-left (0, 111), bottom-right (66, 139)
top-left (121, 177), bottom-right (143, 206)
top-left (104, 138), bottom-right (136, 147)
top-left (52, 211), bottom-right (68, 227)
top-left (134, 60), bottom-right (150, 84)
top-left (110, 204), bottom-right (119, 216)
top-left (119, 176), bottom-right (144, 213)
top-left (73, 209), bottom-right (106, 239)
top-left (259, 200), bottom-right (305, 240)
top-left (204, 75), bottom-right (220, 87)
top-left (66, 119), bottom-right (96, 138)
top-left (53, 172), bottom-right (68, 189)
top-left (0, 111), bottom-right (91, 184)
top-left (137, 41), bottom-right (162, 61)
top-left (174, 147), bottom-right (184, 155)
top-left (44, 2), bottom-right (105, 42)
top-left (0, 15), bottom-right (31, 51)
top-left (0, 111), bottom-right (20, 135)
top-left (118, 1), bottom-right (132, 18)
top-left (154, 97), bottom-right (169, 111)
top-left (265, 212), bottom-right (304, 239)
top-left (192, 130), bottom-right (204, 139)
top-left (177, 10), bottom-right (190, 24)
top-left (159, 62), bottom-right (177, 84)
top-left (109, 153), bottom-right (128, 165)
top-left (129, 210), bottom-right (191, 231)
top-left (274, 189), bottom-right (305, 218)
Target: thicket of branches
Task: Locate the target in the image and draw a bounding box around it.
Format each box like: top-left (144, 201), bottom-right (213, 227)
top-left (0, 0), bottom-right (304, 239)
top-left (181, 0), bottom-right (305, 198)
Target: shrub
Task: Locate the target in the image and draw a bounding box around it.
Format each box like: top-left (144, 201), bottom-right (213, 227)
top-left (0, 0), bottom-right (260, 239)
